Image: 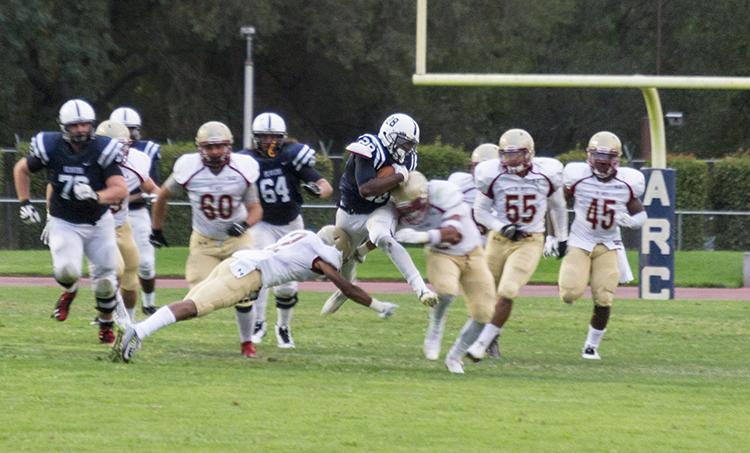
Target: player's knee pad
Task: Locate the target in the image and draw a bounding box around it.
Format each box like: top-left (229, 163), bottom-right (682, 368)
top-left (95, 295), bottom-right (117, 314)
top-left (235, 302), bottom-right (253, 313)
top-left (275, 290), bottom-right (299, 309)
top-left (372, 233), bottom-right (397, 253)
top-left (138, 259), bottom-right (156, 280)
top-left (592, 286), bottom-right (615, 307)
top-left (93, 275), bottom-right (117, 300)
top-left (497, 280), bottom-right (521, 300)
top-left (559, 284), bottom-right (585, 305)
top-left (54, 263), bottom-right (80, 286)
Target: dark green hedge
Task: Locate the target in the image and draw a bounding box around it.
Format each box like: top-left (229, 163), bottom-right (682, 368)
top-left (415, 140), bottom-right (469, 180)
top-left (708, 157), bottom-right (750, 250)
top-left (668, 155), bottom-right (708, 250)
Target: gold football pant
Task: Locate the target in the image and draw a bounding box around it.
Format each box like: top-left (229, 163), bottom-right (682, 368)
top-left (559, 245), bottom-right (620, 307)
top-left (484, 231), bottom-right (543, 299)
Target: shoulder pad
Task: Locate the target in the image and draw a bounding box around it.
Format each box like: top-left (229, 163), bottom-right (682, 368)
top-left (171, 153), bottom-right (203, 184)
top-left (405, 151), bottom-right (418, 171)
top-left (429, 180), bottom-right (465, 210)
top-left (533, 157), bottom-right (564, 176)
top-left (617, 167), bottom-right (646, 198)
top-left (133, 140), bottom-right (161, 160)
top-left (96, 136), bottom-right (124, 168)
top-left (30, 132), bottom-right (62, 164)
top-left (283, 143), bottom-right (317, 171)
top-left (125, 150), bottom-right (152, 179)
top-left (473, 158), bottom-right (501, 193)
top-left (346, 134), bottom-right (386, 165)
top-left (228, 153), bottom-right (260, 183)
top-left (563, 162), bottom-right (591, 188)
top-left (447, 171), bottom-right (473, 189)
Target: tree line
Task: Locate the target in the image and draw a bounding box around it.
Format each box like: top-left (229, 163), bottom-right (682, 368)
top-left (3, 0), bottom-right (750, 157)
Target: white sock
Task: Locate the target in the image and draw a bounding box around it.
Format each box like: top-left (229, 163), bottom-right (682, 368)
top-left (142, 291), bottom-right (155, 307)
top-left (585, 325), bottom-right (606, 348)
top-left (235, 309), bottom-right (255, 343)
top-left (134, 306), bottom-right (176, 339)
top-left (126, 308), bottom-right (136, 322)
top-left (254, 287), bottom-right (269, 324)
top-left (474, 323), bottom-right (502, 348)
top-left (447, 319), bottom-right (485, 360)
top-left (381, 239), bottom-right (427, 294)
top-left (369, 298), bottom-right (386, 312)
top-left (432, 295), bottom-right (454, 323)
top-left (66, 282), bottom-right (79, 293)
top-left (277, 307), bottom-right (293, 327)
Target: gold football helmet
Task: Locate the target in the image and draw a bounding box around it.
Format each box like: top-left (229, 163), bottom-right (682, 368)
top-left (195, 121), bottom-right (233, 169)
top-left (498, 128), bottom-right (534, 173)
top-left (391, 171), bottom-right (429, 225)
top-left (586, 131), bottom-right (622, 178)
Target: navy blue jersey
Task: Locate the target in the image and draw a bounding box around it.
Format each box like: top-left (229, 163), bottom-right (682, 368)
top-left (338, 133), bottom-right (418, 214)
top-left (240, 142), bottom-right (320, 225)
top-left (129, 140), bottom-right (161, 210)
top-left (28, 132), bottom-right (123, 224)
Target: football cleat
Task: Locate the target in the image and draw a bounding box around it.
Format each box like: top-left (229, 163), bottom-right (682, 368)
top-left (321, 290), bottom-right (348, 315)
top-left (275, 324), bottom-right (295, 349)
top-left (444, 357), bottom-right (465, 374)
top-left (241, 341), bottom-right (257, 358)
top-left (418, 289), bottom-right (439, 308)
top-left (486, 335), bottom-right (501, 358)
top-left (251, 320), bottom-right (267, 344)
top-left (378, 302), bottom-right (399, 320)
top-left (423, 309), bottom-right (447, 361)
top-left (121, 325), bottom-right (142, 362)
top-left (141, 305), bottom-right (158, 316)
top-left (98, 320), bottom-right (116, 345)
top-left (52, 290), bottom-right (77, 321)
top-left (582, 345), bottom-right (601, 360)
top-left (465, 339), bottom-right (487, 363)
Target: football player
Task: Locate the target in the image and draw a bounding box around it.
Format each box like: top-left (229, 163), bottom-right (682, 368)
top-left (13, 99), bottom-right (129, 344)
top-left (238, 112), bottom-right (333, 349)
top-left (391, 172), bottom-right (496, 374)
top-left (321, 113), bottom-right (438, 314)
top-left (94, 120), bottom-right (160, 322)
top-left (465, 128), bottom-right (568, 360)
top-left (110, 107), bottom-right (162, 315)
top-left (558, 131), bottom-right (646, 360)
top-left (149, 121), bottom-right (263, 358)
top-left (117, 229), bottom-right (398, 363)
top-left (447, 143), bottom-right (500, 213)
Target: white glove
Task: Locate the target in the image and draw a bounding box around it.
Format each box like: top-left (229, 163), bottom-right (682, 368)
top-left (19, 201), bottom-right (41, 225)
top-left (543, 235), bottom-right (559, 258)
top-left (73, 183), bottom-right (99, 202)
top-left (394, 228), bottom-right (430, 244)
top-left (615, 211), bottom-right (646, 229)
top-left (40, 219), bottom-right (51, 245)
top-left (141, 192), bottom-right (158, 203)
top-left (392, 164), bottom-right (409, 183)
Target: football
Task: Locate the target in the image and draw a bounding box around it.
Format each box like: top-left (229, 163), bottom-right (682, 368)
top-left (377, 165), bottom-right (395, 177)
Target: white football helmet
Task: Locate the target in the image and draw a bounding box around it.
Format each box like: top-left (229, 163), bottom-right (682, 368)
top-left (110, 107), bottom-right (142, 140)
top-left (58, 99), bottom-right (96, 144)
top-left (587, 131), bottom-right (622, 179)
top-left (378, 113), bottom-right (420, 164)
top-left (96, 120), bottom-right (131, 158)
top-left (195, 121), bottom-right (233, 169)
top-left (470, 143), bottom-right (499, 173)
top-left (498, 128), bottom-right (534, 173)
top-left (391, 171), bottom-right (429, 225)
top-left (316, 225), bottom-right (352, 262)
top-left (252, 112), bottom-right (287, 158)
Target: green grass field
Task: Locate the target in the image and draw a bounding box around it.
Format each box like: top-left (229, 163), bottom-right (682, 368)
top-left (1, 286), bottom-right (748, 451)
top-left (0, 248), bottom-right (744, 287)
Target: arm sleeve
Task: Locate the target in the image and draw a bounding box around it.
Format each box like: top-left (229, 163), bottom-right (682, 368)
top-left (149, 156), bottom-right (161, 184)
top-left (298, 166), bottom-right (322, 183)
top-left (474, 192), bottom-right (505, 232)
top-left (354, 155), bottom-right (376, 187)
top-left (26, 155), bottom-right (45, 173)
top-left (548, 187), bottom-right (569, 240)
top-left (161, 173), bottom-right (184, 196)
top-left (243, 183), bottom-right (259, 204)
top-left (101, 161), bottom-right (124, 179)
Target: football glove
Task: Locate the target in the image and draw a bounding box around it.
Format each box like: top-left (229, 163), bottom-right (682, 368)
top-left (40, 219), bottom-right (51, 245)
top-left (149, 229), bottom-right (169, 248)
top-left (226, 221), bottom-right (250, 237)
top-left (19, 200), bottom-right (41, 225)
top-left (500, 224), bottom-right (526, 241)
top-left (543, 235), bottom-right (559, 258)
top-left (302, 182), bottom-right (322, 198)
top-left (73, 182), bottom-right (99, 202)
top-left (615, 211), bottom-right (647, 229)
top-left (558, 240), bottom-right (567, 258)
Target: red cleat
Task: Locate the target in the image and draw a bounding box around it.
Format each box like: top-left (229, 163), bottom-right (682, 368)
top-left (98, 321), bottom-right (116, 345)
top-left (241, 341), bottom-right (257, 358)
top-left (52, 290), bottom-right (77, 321)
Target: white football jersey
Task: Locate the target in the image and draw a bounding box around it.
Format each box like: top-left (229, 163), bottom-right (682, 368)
top-left (112, 151), bottom-right (151, 227)
top-left (564, 162), bottom-right (645, 251)
top-left (397, 180), bottom-right (482, 255)
top-left (474, 157), bottom-right (563, 234)
top-left (447, 171), bottom-right (478, 206)
top-left (171, 153), bottom-right (259, 240)
top-left (230, 230), bottom-right (342, 287)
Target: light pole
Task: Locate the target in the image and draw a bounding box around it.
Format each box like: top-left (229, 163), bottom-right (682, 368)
top-left (241, 26), bottom-right (256, 150)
